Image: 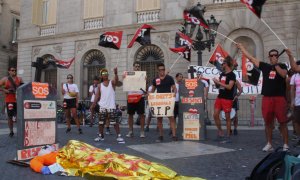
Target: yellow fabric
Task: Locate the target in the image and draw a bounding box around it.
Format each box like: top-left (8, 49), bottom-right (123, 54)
top-left (57, 140), bottom-right (205, 180)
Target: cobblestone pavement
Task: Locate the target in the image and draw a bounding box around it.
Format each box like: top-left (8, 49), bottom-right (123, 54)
top-left (0, 121), bottom-right (299, 180)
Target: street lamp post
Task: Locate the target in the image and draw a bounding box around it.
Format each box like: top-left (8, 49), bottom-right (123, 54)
top-left (182, 3), bottom-right (221, 66)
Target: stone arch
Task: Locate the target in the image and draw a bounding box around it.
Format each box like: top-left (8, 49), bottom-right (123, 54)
top-left (134, 44), bottom-right (165, 86)
top-left (81, 49), bottom-right (106, 98)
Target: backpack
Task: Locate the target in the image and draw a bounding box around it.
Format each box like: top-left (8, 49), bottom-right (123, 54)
top-left (246, 148), bottom-right (287, 180)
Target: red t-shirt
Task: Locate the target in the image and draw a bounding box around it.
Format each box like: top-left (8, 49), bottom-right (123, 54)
top-left (4, 76), bottom-right (21, 103)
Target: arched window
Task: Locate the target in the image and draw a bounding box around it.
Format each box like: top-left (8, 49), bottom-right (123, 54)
top-left (82, 50), bottom-right (106, 98)
top-left (41, 54), bottom-right (57, 89)
top-left (135, 45), bottom-right (164, 87)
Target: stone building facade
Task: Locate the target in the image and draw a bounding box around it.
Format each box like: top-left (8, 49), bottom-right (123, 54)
top-left (0, 0), bottom-right (20, 116)
top-left (18, 0), bottom-right (300, 107)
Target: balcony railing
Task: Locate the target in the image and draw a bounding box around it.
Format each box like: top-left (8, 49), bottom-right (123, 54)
top-left (137, 10), bottom-right (160, 23)
top-left (84, 18), bottom-right (103, 30)
top-left (40, 25), bottom-right (56, 36)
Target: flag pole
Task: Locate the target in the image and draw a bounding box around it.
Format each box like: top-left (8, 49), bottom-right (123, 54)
top-left (210, 29), bottom-right (237, 44)
top-left (169, 54), bottom-right (183, 72)
top-left (261, 18), bottom-right (288, 49)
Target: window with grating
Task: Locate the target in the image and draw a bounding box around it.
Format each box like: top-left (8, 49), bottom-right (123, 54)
top-left (83, 50), bottom-right (106, 98)
top-left (135, 45), bottom-right (164, 87)
top-left (41, 54), bottom-right (57, 89)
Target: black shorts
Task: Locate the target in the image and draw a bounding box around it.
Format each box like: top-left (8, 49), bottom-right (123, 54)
top-left (6, 102), bottom-right (17, 118)
top-left (63, 98), bottom-right (77, 109)
top-left (232, 99), bottom-right (239, 111)
top-left (174, 102), bottom-right (179, 119)
top-left (127, 97), bottom-right (145, 115)
top-left (294, 106), bottom-right (300, 124)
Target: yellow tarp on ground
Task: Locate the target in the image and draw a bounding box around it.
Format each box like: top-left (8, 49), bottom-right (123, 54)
top-left (57, 140), bottom-right (205, 180)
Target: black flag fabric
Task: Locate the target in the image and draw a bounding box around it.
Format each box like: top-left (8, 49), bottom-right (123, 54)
top-left (175, 32), bottom-right (193, 48)
top-left (240, 0), bottom-right (267, 18)
top-left (98, 31), bottom-right (123, 50)
top-left (169, 46), bottom-right (191, 61)
top-left (127, 24), bottom-right (155, 48)
top-left (242, 53), bottom-right (261, 85)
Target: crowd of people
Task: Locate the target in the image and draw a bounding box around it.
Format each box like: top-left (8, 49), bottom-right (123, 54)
top-left (1, 44), bottom-right (300, 152)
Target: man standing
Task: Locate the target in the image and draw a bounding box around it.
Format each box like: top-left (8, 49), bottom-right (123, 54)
top-left (212, 56), bottom-right (236, 143)
top-left (237, 44), bottom-right (289, 151)
top-left (151, 63), bottom-right (177, 142)
top-left (0, 66), bottom-right (23, 137)
top-left (92, 68), bottom-right (124, 142)
top-left (125, 62), bottom-right (146, 138)
top-left (89, 76), bottom-right (100, 127)
top-left (62, 74), bottom-right (82, 134)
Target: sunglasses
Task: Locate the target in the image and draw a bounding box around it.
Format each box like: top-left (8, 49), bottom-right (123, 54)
top-left (10, 69), bottom-right (16, 72)
top-left (67, 77), bottom-right (73, 79)
top-left (134, 65), bottom-right (140, 68)
top-left (158, 68), bottom-right (165, 71)
top-left (269, 54), bottom-right (278, 57)
top-left (101, 72), bottom-right (108, 75)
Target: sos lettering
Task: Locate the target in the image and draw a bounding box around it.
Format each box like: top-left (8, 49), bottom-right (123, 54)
top-left (32, 86), bottom-right (49, 97)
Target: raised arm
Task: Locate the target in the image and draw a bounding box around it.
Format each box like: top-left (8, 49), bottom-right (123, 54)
top-left (112, 67), bottom-right (119, 88)
top-left (286, 49), bottom-right (300, 72)
top-left (237, 43), bottom-right (260, 68)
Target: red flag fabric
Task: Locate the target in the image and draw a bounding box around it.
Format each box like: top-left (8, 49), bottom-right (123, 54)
top-left (240, 0), bottom-right (267, 18)
top-left (127, 24), bottom-right (155, 48)
top-left (241, 53), bottom-right (261, 85)
top-left (209, 44), bottom-right (229, 71)
top-left (54, 57), bottom-right (75, 69)
top-left (169, 46), bottom-right (191, 61)
top-left (98, 31), bottom-right (123, 50)
top-left (183, 11), bottom-right (209, 29)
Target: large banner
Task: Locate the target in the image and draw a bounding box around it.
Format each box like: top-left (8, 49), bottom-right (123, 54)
top-left (190, 65), bottom-right (263, 95)
top-left (123, 71), bottom-right (146, 91)
top-left (148, 93), bottom-right (175, 117)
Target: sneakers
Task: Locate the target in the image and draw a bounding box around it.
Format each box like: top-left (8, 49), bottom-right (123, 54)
top-left (116, 134), bottom-right (124, 142)
top-left (283, 144), bottom-right (289, 151)
top-left (156, 136), bottom-right (163, 143)
top-left (94, 134), bottom-right (104, 141)
top-left (262, 143), bottom-right (274, 152)
top-left (172, 136), bottom-right (178, 141)
top-left (9, 132), bottom-right (14, 137)
top-left (145, 126), bottom-right (149, 132)
top-left (66, 128), bottom-right (71, 133)
top-left (220, 137), bottom-right (232, 144)
top-left (140, 131), bottom-right (145, 138)
top-left (126, 131), bottom-right (134, 138)
top-left (78, 128), bottom-right (82, 134)
top-left (233, 129), bottom-right (238, 136)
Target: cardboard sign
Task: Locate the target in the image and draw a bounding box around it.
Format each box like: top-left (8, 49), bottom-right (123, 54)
top-left (183, 113), bottom-right (200, 140)
top-left (24, 100), bottom-right (56, 119)
top-left (24, 121), bottom-right (56, 147)
top-left (148, 93), bottom-right (175, 117)
top-left (17, 143), bottom-right (58, 161)
top-left (123, 71), bottom-right (146, 91)
top-left (190, 65), bottom-right (263, 94)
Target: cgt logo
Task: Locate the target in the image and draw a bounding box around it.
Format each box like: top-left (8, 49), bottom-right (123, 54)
top-left (138, 29), bottom-right (147, 38)
top-left (103, 35), bottom-right (119, 43)
top-left (32, 82), bottom-right (49, 99)
top-left (216, 52), bottom-right (225, 64)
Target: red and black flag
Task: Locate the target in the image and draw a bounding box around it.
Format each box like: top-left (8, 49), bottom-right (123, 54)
top-left (240, 0), bottom-right (267, 18)
top-left (183, 10), bottom-right (209, 29)
top-left (209, 44), bottom-right (229, 71)
top-left (175, 32), bottom-right (193, 48)
top-left (241, 53), bottom-right (261, 85)
top-left (127, 24), bottom-right (155, 48)
top-left (54, 57), bottom-right (75, 69)
top-left (98, 31), bottom-right (123, 50)
top-left (169, 46), bottom-right (191, 62)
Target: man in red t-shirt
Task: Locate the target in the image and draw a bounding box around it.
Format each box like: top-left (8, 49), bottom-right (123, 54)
top-left (0, 66), bottom-right (23, 137)
top-left (238, 43), bottom-right (290, 152)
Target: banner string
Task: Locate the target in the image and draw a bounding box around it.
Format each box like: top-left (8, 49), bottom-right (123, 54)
top-left (210, 29), bottom-right (237, 44)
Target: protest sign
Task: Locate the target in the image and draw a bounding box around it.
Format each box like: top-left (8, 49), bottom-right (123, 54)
top-left (148, 93), bottom-right (175, 117)
top-left (123, 71), bottom-right (146, 91)
top-left (183, 112), bottom-right (200, 140)
top-left (189, 65), bottom-right (263, 95)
